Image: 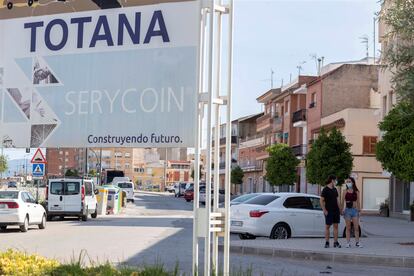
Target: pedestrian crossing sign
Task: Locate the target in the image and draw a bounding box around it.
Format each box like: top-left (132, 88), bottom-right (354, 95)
top-left (32, 163), bottom-right (45, 178)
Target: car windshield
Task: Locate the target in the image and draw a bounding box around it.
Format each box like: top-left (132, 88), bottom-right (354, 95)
top-left (232, 193), bottom-right (258, 203)
top-left (0, 191), bottom-right (19, 199)
top-left (118, 182), bottom-right (133, 189)
top-left (244, 195), bottom-right (279, 206)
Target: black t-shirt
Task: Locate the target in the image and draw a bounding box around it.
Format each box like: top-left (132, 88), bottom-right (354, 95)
top-left (321, 186), bottom-right (339, 213)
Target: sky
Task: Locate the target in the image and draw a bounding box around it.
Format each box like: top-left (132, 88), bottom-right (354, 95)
top-left (2, 0), bottom-right (381, 162)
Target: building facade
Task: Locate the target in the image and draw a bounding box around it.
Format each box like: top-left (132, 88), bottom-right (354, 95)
top-left (378, 0), bottom-right (414, 218)
top-left (45, 148), bottom-right (86, 177)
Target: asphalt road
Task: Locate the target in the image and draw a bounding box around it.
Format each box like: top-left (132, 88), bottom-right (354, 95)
top-left (0, 192), bottom-right (413, 276)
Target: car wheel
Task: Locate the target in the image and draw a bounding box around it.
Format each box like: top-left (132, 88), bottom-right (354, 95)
top-left (132, 199), bottom-right (135, 203)
top-left (7, 2), bottom-right (13, 10)
top-left (38, 214), bottom-right (46, 229)
top-left (186, 199), bottom-right (191, 202)
top-left (28, 0), bottom-right (34, 7)
top-left (81, 209), bottom-right (88, 221)
top-left (20, 216), bottom-right (29, 232)
top-left (0, 226), bottom-right (7, 231)
top-left (91, 207), bottom-right (98, 219)
top-left (270, 223), bottom-right (290, 239)
top-left (239, 233), bottom-right (256, 240)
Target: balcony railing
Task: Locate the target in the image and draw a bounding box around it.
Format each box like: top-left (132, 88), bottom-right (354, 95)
top-left (291, 144), bottom-right (307, 156)
top-left (256, 113), bottom-right (273, 132)
top-left (256, 144), bottom-right (269, 160)
top-left (212, 136), bottom-right (238, 147)
top-left (292, 109), bottom-right (306, 124)
top-left (239, 161), bottom-right (263, 172)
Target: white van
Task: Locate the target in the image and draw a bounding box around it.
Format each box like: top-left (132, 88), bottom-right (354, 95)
top-left (116, 182), bottom-right (135, 203)
top-left (47, 178), bottom-right (98, 221)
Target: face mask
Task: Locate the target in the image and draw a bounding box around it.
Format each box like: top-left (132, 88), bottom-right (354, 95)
top-left (346, 183), bottom-right (353, 189)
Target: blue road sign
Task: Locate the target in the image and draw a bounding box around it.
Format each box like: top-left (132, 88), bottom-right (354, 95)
top-left (32, 163), bottom-right (45, 178)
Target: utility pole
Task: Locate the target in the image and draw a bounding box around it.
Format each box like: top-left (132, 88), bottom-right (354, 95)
top-left (360, 35), bottom-right (369, 62)
top-left (270, 68), bottom-right (274, 89)
top-left (373, 16), bottom-right (377, 63)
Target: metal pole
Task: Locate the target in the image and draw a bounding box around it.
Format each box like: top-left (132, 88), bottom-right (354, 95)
top-left (223, 0), bottom-right (234, 274)
top-left (192, 3), bottom-right (206, 275)
top-left (373, 16), bottom-right (376, 63)
top-left (204, 0), bottom-right (215, 274)
top-left (212, 0), bottom-right (223, 273)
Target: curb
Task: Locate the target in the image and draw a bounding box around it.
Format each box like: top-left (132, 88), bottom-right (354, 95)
top-left (219, 245), bottom-right (414, 268)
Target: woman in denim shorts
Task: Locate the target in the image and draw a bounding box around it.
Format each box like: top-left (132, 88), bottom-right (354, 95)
top-left (341, 177), bottom-right (362, 248)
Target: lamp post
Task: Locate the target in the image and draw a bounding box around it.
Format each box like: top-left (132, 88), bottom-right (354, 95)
top-left (88, 148), bottom-right (101, 185)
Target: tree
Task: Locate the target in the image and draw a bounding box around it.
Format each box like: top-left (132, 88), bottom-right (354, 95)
top-left (265, 143), bottom-right (299, 187)
top-left (307, 128), bottom-right (353, 186)
top-left (65, 169), bottom-right (79, 177)
top-left (376, 0), bottom-right (414, 182)
top-left (381, 0), bottom-right (414, 105)
top-left (377, 102), bottom-right (414, 182)
top-left (88, 169), bottom-right (97, 177)
top-left (0, 155), bottom-right (8, 175)
top-left (231, 165), bottom-right (244, 193)
top-left (191, 165), bottom-right (203, 180)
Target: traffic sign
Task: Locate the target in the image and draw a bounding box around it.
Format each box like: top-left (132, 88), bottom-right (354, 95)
top-left (32, 163), bottom-right (45, 178)
top-left (31, 148), bottom-right (47, 163)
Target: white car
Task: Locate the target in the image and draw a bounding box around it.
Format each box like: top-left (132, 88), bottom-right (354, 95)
top-left (231, 193), bottom-right (360, 239)
top-left (47, 178), bottom-right (98, 221)
top-left (0, 190), bottom-right (47, 232)
top-left (116, 181), bottom-right (135, 203)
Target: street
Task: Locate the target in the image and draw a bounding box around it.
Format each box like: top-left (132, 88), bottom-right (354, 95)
top-left (0, 192), bottom-right (413, 275)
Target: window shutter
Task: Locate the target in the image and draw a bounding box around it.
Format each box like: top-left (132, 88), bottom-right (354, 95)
top-left (363, 136), bottom-right (370, 154)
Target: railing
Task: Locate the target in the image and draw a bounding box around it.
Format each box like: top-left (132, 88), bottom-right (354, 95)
top-left (256, 113), bottom-right (273, 132)
top-left (239, 161), bottom-right (263, 172)
top-left (292, 109), bottom-right (306, 124)
top-left (291, 144), bottom-right (307, 156)
top-left (212, 136), bottom-right (238, 147)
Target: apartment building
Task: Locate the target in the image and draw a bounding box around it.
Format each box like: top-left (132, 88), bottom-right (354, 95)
top-left (303, 61), bottom-right (389, 210)
top-left (237, 113), bottom-right (264, 194)
top-left (166, 160), bottom-right (191, 185)
top-left (256, 76), bottom-right (317, 192)
top-left (88, 148), bottom-right (134, 180)
top-left (378, 0), bottom-right (413, 218)
top-left (45, 148), bottom-right (86, 177)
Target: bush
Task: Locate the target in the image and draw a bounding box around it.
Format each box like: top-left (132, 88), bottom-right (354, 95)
top-left (0, 249), bottom-right (59, 276)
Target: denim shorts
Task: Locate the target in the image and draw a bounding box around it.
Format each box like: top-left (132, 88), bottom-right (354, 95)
top-left (344, 208), bottom-right (359, 220)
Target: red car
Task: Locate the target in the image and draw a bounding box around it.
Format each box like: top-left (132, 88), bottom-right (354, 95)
top-left (184, 187), bottom-right (194, 202)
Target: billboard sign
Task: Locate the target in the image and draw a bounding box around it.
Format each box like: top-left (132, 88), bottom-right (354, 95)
top-left (0, 1), bottom-right (199, 148)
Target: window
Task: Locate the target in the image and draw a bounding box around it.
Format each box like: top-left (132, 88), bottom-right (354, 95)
top-left (22, 193), bottom-right (31, 203)
top-left (310, 93), bottom-right (317, 108)
top-left (84, 181), bottom-right (93, 196)
top-left (283, 196), bottom-right (313, 210)
top-left (244, 195), bottom-right (279, 205)
top-left (125, 163), bottom-right (130, 169)
top-left (114, 152), bottom-right (122, 157)
top-left (0, 191), bottom-right (19, 199)
top-left (50, 182), bottom-right (64, 195)
top-left (309, 197), bottom-right (322, 210)
top-left (363, 136), bottom-right (377, 154)
top-left (285, 100), bottom-right (289, 114)
top-left (59, 151), bottom-right (63, 155)
top-left (125, 152), bottom-right (131, 158)
top-left (65, 182), bottom-right (80, 195)
top-left (147, 168), bottom-right (153, 175)
top-left (118, 182), bottom-right (133, 189)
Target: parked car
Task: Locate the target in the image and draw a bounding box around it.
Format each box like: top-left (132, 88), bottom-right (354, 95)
top-left (230, 193), bottom-right (262, 206)
top-left (46, 178), bottom-right (98, 221)
top-left (7, 182), bottom-right (17, 188)
top-left (199, 187), bottom-right (225, 205)
top-left (116, 181), bottom-right (135, 203)
top-left (184, 186), bottom-right (194, 202)
top-left (174, 182), bottom-right (192, 197)
top-left (231, 193), bottom-right (360, 240)
top-left (165, 184), bottom-right (175, 193)
top-left (0, 190), bottom-right (47, 232)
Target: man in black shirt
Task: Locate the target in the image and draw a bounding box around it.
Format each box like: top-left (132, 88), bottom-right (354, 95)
top-left (321, 175), bottom-right (342, 248)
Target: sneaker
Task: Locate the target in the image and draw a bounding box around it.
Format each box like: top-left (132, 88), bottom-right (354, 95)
top-left (356, 242), bottom-right (363, 248)
top-left (333, 241), bottom-right (341, 248)
top-left (345, 242), bottom-right (351, 248)
top-left (324, 241), bottom-right (330, 248)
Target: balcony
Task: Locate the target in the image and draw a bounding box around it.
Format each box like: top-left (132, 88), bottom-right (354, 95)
top-left (212, 136), bottom-right (238, 147)
top-left (273, 116), bottom-right (283, 132)
top-left (291, 144), bottom-right (307, 157)
top-left (292, 109), bottom-right (306, 127)
top-left (256, 144), bottom-right (269, 160)
top-left (239, 161), bottom-right (263, 172)
top-left (256, 113), bottom-right (273, 133)
top-left (239, 136), bottom-right (264, 149)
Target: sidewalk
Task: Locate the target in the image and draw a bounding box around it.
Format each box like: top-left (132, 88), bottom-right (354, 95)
top-left (227, 216), bottom-right (414, 268)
